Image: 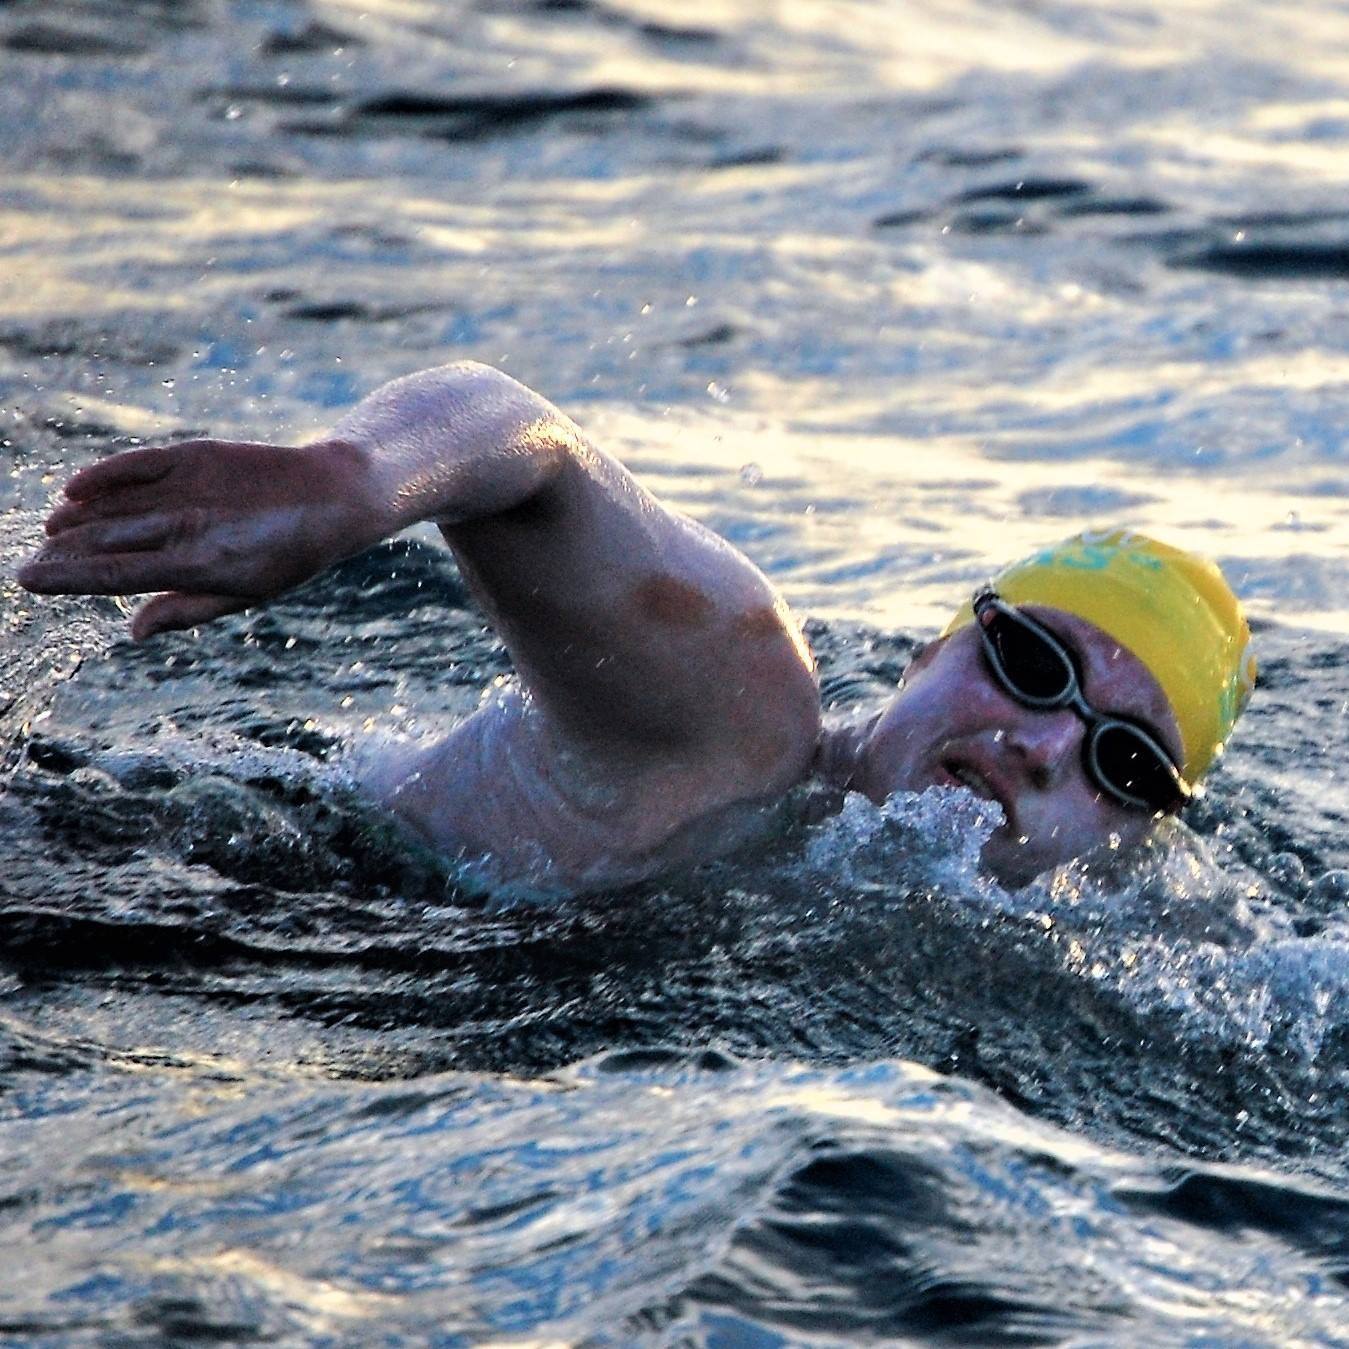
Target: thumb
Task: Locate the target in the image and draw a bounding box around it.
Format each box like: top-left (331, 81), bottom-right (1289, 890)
top-left (131, 591), bottom-right (250, 641)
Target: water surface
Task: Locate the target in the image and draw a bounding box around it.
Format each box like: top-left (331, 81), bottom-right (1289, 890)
top-left (3, 1), bottom-right (1349, 1342)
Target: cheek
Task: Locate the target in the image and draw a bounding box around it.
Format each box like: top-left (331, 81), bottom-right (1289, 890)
top-left (1101, 808), bottom-right (1155, 854)
top-left (1050, 789), bottom-right (1151, 855)
top-left (904, 657), bottom-right (1004, 730)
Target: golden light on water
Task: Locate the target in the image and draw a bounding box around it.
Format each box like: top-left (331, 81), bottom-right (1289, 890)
top-left (2, 2), bottom-right (1349, 1342)
top-left (2, 5), bottom-right (1346, 642)
top-left (608, 401), bottom-right (1349, 633)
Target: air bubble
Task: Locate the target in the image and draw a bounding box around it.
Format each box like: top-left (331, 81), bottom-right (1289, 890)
top-left (1309, 869), bottom-right (1349, 907)
top-left (1267, 851), bottom-right (1307, 893)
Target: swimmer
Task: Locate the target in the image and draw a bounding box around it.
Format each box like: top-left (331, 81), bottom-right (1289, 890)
top-left (17, 361), bottom-right (1255, 888)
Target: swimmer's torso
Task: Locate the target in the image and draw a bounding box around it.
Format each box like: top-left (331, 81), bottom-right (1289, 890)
top-left (356, 685), bottom-right (835, 890)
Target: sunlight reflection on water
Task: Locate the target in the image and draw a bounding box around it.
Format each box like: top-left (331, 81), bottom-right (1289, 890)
top-left (3, 0), bottom-right (1349, 1342)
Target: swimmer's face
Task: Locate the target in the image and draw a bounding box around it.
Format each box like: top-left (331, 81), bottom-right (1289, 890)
top-left (853, 606), bottom-right (1185, 887)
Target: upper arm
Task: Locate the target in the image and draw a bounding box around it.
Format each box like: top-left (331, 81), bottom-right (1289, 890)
top-left (439, 419), bottom-right (821, 792)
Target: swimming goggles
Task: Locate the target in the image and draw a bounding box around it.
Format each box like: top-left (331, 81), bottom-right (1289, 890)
top-left (972, 589), bottom-right (1191, 813)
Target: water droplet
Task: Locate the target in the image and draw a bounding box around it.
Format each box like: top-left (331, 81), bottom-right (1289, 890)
top-left (739, 462), bottom-right (763, 486)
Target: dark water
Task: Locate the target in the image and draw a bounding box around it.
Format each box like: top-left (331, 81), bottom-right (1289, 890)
top-left (4, 1), bottom-right (1349, 1342)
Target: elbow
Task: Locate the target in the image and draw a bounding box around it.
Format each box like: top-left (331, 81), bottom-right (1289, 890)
top-left (333, 360), bottom-right (576, 529)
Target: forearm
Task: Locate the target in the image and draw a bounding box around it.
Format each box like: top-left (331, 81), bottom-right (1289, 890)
top-left (324, 362), bottom-right (575, 534)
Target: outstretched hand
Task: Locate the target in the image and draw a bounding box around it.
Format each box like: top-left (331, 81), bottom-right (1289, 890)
top-left (18, 437), bottom-right (378, 640)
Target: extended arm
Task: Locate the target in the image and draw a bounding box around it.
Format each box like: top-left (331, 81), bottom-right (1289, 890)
top-left (19, 363), bottom-right (567, 638)
top-left (20, 363), bottom-right (819, 777)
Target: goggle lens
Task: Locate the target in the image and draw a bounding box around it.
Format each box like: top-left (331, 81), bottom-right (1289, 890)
top-left (983, 608), bottom-right (1075, 702)
top-left (974, 592), bottom-right (1188, 813)
top-left (1090, 724), bottom-right (1183, 811)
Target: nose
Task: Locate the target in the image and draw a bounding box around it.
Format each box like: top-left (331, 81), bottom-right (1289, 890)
top-left (1004, 709), bottom-right (1082, 789)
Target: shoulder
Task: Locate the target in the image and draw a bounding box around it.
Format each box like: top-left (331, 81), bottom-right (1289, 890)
top-left (813, 708), bottom-right (882, 789)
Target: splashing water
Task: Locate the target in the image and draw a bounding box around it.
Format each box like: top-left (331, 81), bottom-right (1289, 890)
top-left (5, 0), bottom-right (1349, 1340)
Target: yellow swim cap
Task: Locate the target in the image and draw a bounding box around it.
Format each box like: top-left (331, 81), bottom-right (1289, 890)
top-left (943, 529), bottom-right (1255, 784)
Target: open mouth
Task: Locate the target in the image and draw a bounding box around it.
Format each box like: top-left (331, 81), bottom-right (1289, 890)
top-left (946, 762), bottom-right (995, 799)
top-left (938, 756), bottom-right (1013, 828)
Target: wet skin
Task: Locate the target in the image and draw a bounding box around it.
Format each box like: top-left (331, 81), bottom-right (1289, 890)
top-left (845, 612), bottom-right (1184, 887)
top-left (17, 361), bottom-right (1181, 889)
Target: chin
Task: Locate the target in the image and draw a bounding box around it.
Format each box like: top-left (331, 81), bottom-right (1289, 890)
top-left (978, 833), bottom-right (1057, 889)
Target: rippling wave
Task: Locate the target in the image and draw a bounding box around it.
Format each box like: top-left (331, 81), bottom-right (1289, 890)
top-left (3, 0), bottom-right (1349, 1341)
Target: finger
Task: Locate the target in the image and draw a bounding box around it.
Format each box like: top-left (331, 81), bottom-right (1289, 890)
top-left (45, 497), bottom-right (91, 535)
top-left (64, 445), bottom-right (178, 501)
top-left (36, 513), bottom-right (176, 556)
top-left (46, 481), bottom-right (177, 534)
top-left (131, 592), bottom-right (249, 641)
top-left (18, 549), bottom-right (183, 596)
